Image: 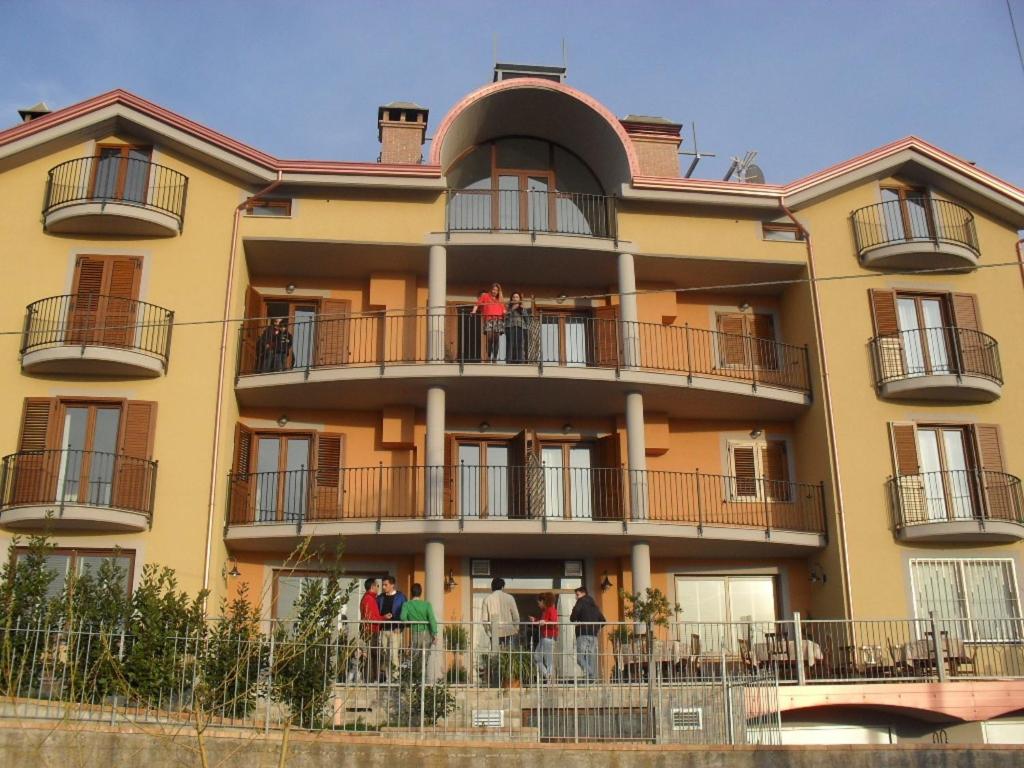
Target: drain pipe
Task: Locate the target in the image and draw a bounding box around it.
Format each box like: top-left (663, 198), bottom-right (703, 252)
top-left (779, 201), bottom-right (855, 621)
top-left (201, 171), bottom-right (284, 598)
top-left (1017, 237), bottom-right (1024, 290)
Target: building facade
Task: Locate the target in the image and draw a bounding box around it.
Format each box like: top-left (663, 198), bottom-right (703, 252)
top-left (0, 68), bottom-right (1022, 739)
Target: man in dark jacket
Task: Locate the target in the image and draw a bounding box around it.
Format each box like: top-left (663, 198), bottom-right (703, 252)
top-left (377, 575), bottom-right (406, 681)
top-left (570, 586), bottom-right (606, 680)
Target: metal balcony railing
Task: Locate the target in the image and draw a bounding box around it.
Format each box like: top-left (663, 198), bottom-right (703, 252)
top-left (870, 326), bottom-right (1001, 387)
top-left (0, 449), bottom-right (157, 518)
top-left (227, 464), bottom-right (826, 535)
top-left (889, 469), bottom-right (1024, 530)
top-left (851, 198), bottom-right (978, 256)
top-left (44, 156), bottom-right (188, 225)
top-left (446, 188), bottom-right (616, 238)
top-left (21, 294), bottom-right (174, 365)
top-left (237, 310), bottom-right (811, 392)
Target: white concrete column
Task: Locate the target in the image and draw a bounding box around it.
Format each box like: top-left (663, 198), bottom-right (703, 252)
top-left (426, 386), bottom-right (446, 518)
top-left (631, 541), bottom-right (651, 597)
top-left (424, 539), bottom-right (445, 682)
top-left (427, 245), bottom-right (447, 362)
top-left (625, 391), bottom-right (649, 520)
top-left (617, 251), bottom-right (639, 367)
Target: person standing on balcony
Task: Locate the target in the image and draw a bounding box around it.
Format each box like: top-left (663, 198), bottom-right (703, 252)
top-left (258, 317), bottom-right (293, 372)
top-left (377, 575), bottom-right (407, 682)
top-left (570, 586), bottom-right (605, 681)
top-left (481, 577), bottom-right (521, 649)
top-left (359, 578), bottom-right (383, 682)
top-left (505, 292), bottom-right (531, 364)
top-left (531, 592), bottom-right (559, 681)
top-left (471, 282), bottom-right (505, 363)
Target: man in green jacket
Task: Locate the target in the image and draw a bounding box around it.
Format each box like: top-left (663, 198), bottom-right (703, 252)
top-left (402, 583), bottom-right (438, 649)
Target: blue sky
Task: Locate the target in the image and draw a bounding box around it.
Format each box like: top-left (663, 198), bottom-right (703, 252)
top-left (2, 0), bottom-right (1023, 186)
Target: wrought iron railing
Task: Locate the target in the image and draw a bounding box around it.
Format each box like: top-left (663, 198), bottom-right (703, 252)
top-left (446, 188), bottom-right (616, 237)
top-left (237, 310), bottom-right (811, 392)
top-left (44, 156), bottom-right (188, 225)
top-left (0, 449), bottom-right (157, 518)
top-left (888, 469), bottom-right (1024, 530)
top-left (870, 326), bottom-right (1001, 387)
top-left (851, 198), bottom-right (978, 256)
top-left (227, 464), bottom-right (826, 534)
top-left (21, 294), bottom-right (174, 365)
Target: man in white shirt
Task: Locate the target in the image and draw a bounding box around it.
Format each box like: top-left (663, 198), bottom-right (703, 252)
top-left (480, 577), bottom-right (521, 648)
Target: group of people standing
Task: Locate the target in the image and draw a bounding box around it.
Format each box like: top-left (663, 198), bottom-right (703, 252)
top-left (471, 283), bottom-right (532, 364)
top-left (358, 576), bottom-right (437, 683)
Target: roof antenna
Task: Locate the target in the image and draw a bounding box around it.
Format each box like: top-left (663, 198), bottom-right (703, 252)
top-left (493, 33), bottom-right (498, 66)
top-left (722, 150), bottom-right (765, 184)
top-left (562, 38), bottom-right (568, 77)
top-left (679, 122), bottom-right (718, 179)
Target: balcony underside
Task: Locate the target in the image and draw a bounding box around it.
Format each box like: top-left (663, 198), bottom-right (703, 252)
top-left (44, 201), bottom-right (181, 237)
top-left (897, 519), bottom-right (1024, 543)
top-left (22, 345), bottom-right (165, 377)
top-left (235, 364), bottom-right (810, 419)
top-left (879, 373), bottom-right (1001, 402)
top-left (0, 503), bottom-right (149, 532)
top-left (225, 518), bottom-right (825, 556)
top-left (859, 240), bottom-right (979, 271)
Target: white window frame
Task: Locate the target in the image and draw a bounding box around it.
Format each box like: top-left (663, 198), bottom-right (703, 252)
top-left (909, 557), bottom-right (1024, 643)
top-left (727, 437), bottom-right (791, 502)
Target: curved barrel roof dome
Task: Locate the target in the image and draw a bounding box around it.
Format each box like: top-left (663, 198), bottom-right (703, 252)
top-left (430, 78), bottom-right (639, 192)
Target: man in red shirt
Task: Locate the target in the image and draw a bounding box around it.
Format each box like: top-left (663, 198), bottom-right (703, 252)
top-left (360, 578), bottom-right (383, 682)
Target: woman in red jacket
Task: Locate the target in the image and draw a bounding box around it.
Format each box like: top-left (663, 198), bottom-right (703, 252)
top-left (471, 283), bottom-right (506, 363)
top-left (531, 592), bottom-right (559, 681)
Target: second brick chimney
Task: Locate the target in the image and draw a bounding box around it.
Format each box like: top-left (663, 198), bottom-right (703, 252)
top-left (377, 102), bottom-right (429, 164)
top-left (620, 115), bottom-right (683, 177)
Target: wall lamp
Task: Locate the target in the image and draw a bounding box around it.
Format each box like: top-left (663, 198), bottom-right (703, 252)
top-left (479, 421), bottom-right (490, 433)
top-left (226, 557), bottom-right (241, 578)
top-left (738, 302), bottom-right (751, 311)
top-left (277, 415), bottom-right (289, 427)
top-left (562, 423), bottom-right (573, 434)
top-left (286, 283), bottom-right (296, 294)
top-left (600, 571), bottom-right (614, 591)
top-left (809, 563), bottom-right (827, 584)
top-left (749, 427), bottom-right (763, 439)
top-left (445, 569), bottom-right (458, 591)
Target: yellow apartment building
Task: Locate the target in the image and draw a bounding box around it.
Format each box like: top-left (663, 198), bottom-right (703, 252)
top-left (0, 66), bottom-right (1022, 739)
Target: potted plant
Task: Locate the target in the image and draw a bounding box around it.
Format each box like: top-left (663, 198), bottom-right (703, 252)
top-left (480, 650), bottom-right (536, 688)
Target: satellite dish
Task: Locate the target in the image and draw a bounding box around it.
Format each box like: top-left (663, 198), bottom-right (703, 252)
top-left (741, 164), bottom-right (765, 185)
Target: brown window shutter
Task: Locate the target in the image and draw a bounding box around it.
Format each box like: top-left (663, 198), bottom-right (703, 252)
top-left (592, 304), bottom-right (621, 367)
top-left (888, 422), bottom-right (920, 476)
top-left (592, 432), bottom-right (624, 520)
top-left (68, 256), bottom-right (107, 344)
top-left (717, 313), bottom-right (749, 367)
top-left (950, 294), bottom-right (981, 331)
top-left (761, 441), bottom-right (790, 501)
top-left (950, 293), bottom-right (984, 377)
top-left (315, 299), bottom-right (351, 366)
top-left (443, 434), bottom-right (457, 518)
top-left (973, 424), bottom-right (1013, 520)
top-left (751, 313), bottom-right (778, 370)
top-left (240, 287), bottom-right (264, 375)
top-left (12, 398), bottom-right (58, 505)
top-left (869, 289), bottom-right (899, 336)
top-left (732, 445), bottom-right (758, 497)
top-left (114, 400), bottom-right (157, 512)
top-left (313, 433), bottom-right (343, 520)
top-left (102, 257), bottom-right (142, 347)
top-left (229, 424), bottom-right (254, 524)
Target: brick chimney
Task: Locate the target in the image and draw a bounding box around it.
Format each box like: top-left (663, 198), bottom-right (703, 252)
top-left (377, 102), bottom-right (429, 164)
top-left (620, 115), bottom-right (683, 177)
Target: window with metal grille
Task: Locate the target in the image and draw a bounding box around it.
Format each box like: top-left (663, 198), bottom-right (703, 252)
top-left (910, 558), bottom-right (1023, 642)
top-left (671, 707), bottom-right (704, 731)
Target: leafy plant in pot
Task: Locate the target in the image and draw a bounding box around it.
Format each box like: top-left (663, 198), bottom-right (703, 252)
top-left (480, 650), bottom-right (536, 688)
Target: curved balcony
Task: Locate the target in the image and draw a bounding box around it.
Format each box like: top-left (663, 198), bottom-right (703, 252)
top-left (21, 295), bottom-right (173, 377)
top-left (446, 189), bottom-right (616, 240)
top-left (235, 311), bottom-right (811, 419)
top-left (851, 199), bottom-right (979, 269)
top-left (870, 327), bottom-right (1002, 402)
top-left (0, 449), bottom-right (156, 532)
top-left (889, 469), bottom-right (1024, 543)
top-left (225, 464), bottom-right (826, 554)
top-left (43, 156), bottom-right (188, 236)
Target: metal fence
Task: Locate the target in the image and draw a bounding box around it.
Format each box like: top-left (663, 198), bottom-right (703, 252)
top-left (0, 619), bottom-right (779, 744)
top-left (870, 327), bottom-right (1001, 386)
top-left (237, 310), bottom-right (811, 392)
top-left (445, 188), bottom-right (616, 238)
top-left (851, 198), bottom-right (978, 255)
top-left (21, 294), bottom-right (174, 365)
top-left (44, 156), bottom-right (188, 224)
top-left (226, 464), bottom-right (827, 535)
top-left (888, 469), bottom-right (1024, 530)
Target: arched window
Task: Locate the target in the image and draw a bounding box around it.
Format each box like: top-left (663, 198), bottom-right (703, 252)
top-left (447, 138), bottom-right (610, 236)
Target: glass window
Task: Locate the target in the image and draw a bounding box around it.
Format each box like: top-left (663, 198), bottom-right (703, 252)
top-left (677, 575), bottom-right (777, 652)
top-left (16, 549), bottom-right (134, 600)
top-left (273, 572), bottom-right (369, 637)
top-left (761, 224), bottom-right (804, 241)
top-left (911, 559), bottom-right (1022, 641)
top-left (245, 199), bottom-right (292, 217)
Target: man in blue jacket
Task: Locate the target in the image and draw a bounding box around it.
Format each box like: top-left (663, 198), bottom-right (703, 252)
top-left (377, 575), bottom-right (407, 681)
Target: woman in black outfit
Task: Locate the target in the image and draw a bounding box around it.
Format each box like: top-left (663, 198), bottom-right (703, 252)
top-left (505, 292), bottom-right (530, 364)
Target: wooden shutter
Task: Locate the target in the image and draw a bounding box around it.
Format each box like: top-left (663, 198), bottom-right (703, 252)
top-left (229, 424), bottom-right (254, 523)
top-left (592, 304), bottom-right (621, 368)
top-left (592, 433), bottom-right (624, 521)
top-left (101, 257), bottom-right (141, 347)
top-left (761, 441), bottom-right (790, 501)
top-left (888, 422), bottom-right (920, 476)
top-left (950, 293), bottom-right (985, 376)
top-left (889, 422), bottom-right (924, 521)
top-left (313, 433), bottom-right (343, 521)
top-left (67, 256), bottom-right (106, 344)
top-left (732, 444), bottom-right (758, 498)
top-left (751, 313), bottom-right (778, 371)
top-left (442, 434), bottom-right (457, 519)
top-left (973, 425), bottom-right (1013, 520)
top-left (508, 430), bottom-right (529, 519)
top-left (526, 433), bottom-right (546, 519)
top-left (11, 398), bottom-right (58, 505)
top-left (113, 400), bottom-right (156, 512)
top-left (716, 313), bottom-right (749, 367)
top-left (869, 289), bottom-right (899, 336)
top-left (240, 286), bottom-right (263, 374)
top-left (315, 299), bottom-right (351, 367)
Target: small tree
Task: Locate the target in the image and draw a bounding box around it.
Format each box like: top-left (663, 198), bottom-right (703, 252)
top-left (620, 587), bottom-right (679, 629)
top-left (196, 583), bottom-right (266, 721)
top-left (0, 534), bottom-right (59, 697)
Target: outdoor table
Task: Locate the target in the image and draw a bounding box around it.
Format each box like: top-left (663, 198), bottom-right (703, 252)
top-left (900, 637), bottom-right (970, 674)
top-left (751, 638), bottom-right (824, 668)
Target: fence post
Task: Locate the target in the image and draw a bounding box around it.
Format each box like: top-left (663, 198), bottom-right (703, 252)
top-left (419, 642), bottom-right (427, 734)
top-left (376, 462), bottom-right (384, 532)
top-left (694, 469), bottom-right (704, 535)
top-left (929, 612), bottom-right (948, 683)
top-left (684, 323), bottom-right (693, 383)
top-left (721, 630), bottom-right (734, 744)
top-left (646, 620), bottom-right (656, 743)
top-left (265, 629), bottom-right (275, 734)
top-left (793, 612), bottom-right (807, 685)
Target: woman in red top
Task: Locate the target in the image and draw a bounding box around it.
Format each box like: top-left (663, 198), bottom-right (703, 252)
top-left (471, 282), bottom-right (506, 363)
top-left (531, 592), bottom-right (559, 680)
